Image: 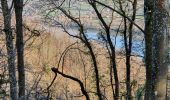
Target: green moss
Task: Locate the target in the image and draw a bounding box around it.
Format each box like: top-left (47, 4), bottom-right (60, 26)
top-left (43, 64), bottom-right (51, 74)
top-left (135, 85), bottom-right (145, 100)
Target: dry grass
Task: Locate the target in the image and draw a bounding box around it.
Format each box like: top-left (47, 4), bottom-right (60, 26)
top-left (0, 16), bottom-right (145, 99)
top-left (23, 23), bottom-right (145, 99)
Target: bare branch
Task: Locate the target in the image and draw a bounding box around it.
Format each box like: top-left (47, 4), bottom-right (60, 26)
top-left (51, 67), bottom-right (90, 100)
top-left (94, 0), bottom-right (145, 34)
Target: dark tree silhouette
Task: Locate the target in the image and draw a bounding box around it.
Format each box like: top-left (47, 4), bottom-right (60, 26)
top-left (14, 0), bottom-right (25, 99)
top-left (1, 0), bottom-right (18, 99)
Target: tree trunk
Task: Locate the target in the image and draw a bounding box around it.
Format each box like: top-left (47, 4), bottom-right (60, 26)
top-left (89, 2), bottom-right (119, 99)
top-left (126, 0), bottom-right (137, 99)
top-left (152, 0), bottom-right (169, 99)
top-left (1, 0), bottom-right (18, 99)
top-left (82, 30), bottom-right (102, 100)
top-left (119, 0), bottom-right (137, 99)
top-left (13, 0), bottom-right (25, 99)
top-left (144, 0), bottom-right (155, 99)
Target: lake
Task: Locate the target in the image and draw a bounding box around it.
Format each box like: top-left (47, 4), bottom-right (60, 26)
top-left (66, 27), bottom-right (144, 57)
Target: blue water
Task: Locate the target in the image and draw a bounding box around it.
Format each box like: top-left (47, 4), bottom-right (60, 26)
top-left (85, 29), bottom-right (144, 57)
top-left (67, 28), bottom-right (144, 57)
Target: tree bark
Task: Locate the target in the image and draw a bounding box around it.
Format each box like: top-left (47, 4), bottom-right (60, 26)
top-left (13, 0), bottom-right (25, 99)
top-left (1, 0), bottom-right (18, 99)
top-left (144, 0), bottom-right (155, 99)
top-left (152, 0), bottom-right (169, 99)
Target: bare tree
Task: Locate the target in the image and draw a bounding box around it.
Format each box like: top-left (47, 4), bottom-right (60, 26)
top-left (39, 0), bottom-right (145, 99)
top-left (88, 1), bottom-right (120, 99)
top-left (118, 0), bottom-right (137, 99)
top-left (13, 0), bottom-right (25, 99)
top-left (1, 0), bottom-right (18, 99)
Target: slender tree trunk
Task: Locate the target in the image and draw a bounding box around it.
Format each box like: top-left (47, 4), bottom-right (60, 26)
top-left (152, 0), bottom-right (169, 99)
top-left (89, 2), bottom-right (119, 99)
top-left (118, 0), bottom-right (137, 99)
top-left (122, 15), bottom-right (131, 100)
top-left (125, 0), bottom-right (137, 99)
top-left (55, 6), bottom-right (102, 99)
top-left (81, 29), bottom-right (102, 100)
top-left (1, 0), bottom-right (18, 99)
top-left (106, 27), bottom-right (119, 100)
top-left (13, 0), bottom-right (25, 99)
